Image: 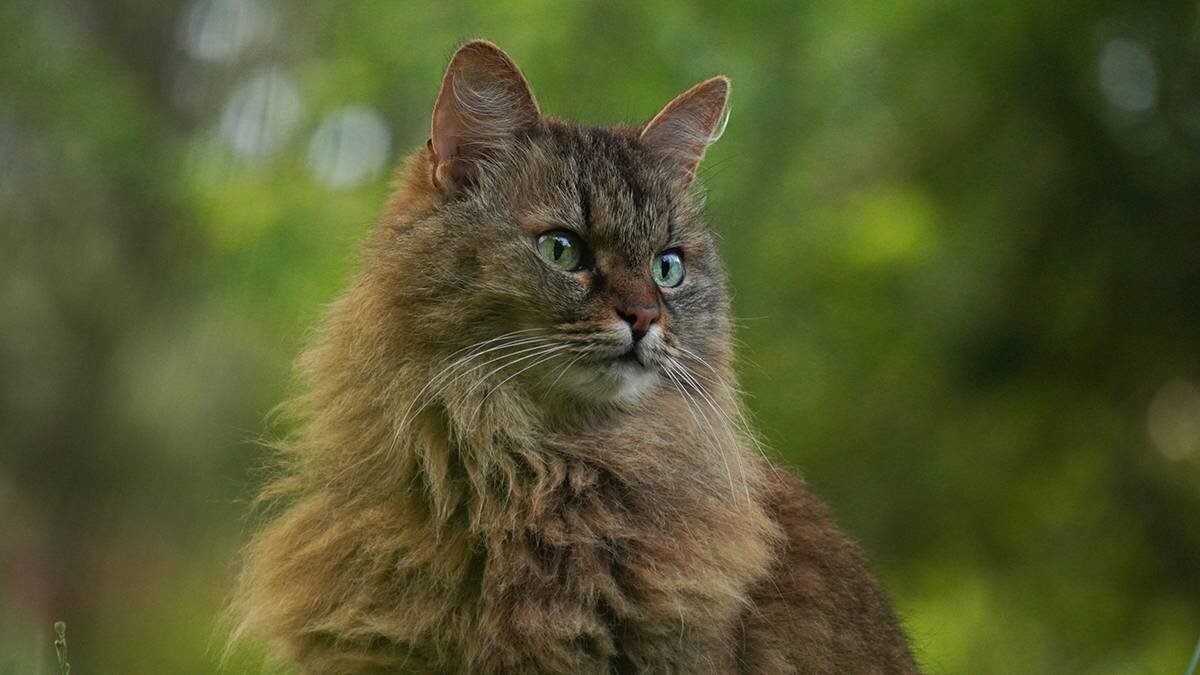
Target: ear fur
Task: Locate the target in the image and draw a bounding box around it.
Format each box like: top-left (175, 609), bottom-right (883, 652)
top-left (429, 40), bottom-right (540, 194)
top-left (639, 76), bottom-right (730, 188)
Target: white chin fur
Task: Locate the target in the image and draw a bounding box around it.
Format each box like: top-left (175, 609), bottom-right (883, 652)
top-left (557, 360), bottom-right (658, 405)
top-left (553, 324), bottom-right (664, 405)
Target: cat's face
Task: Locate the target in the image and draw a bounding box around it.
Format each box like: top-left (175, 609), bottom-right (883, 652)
top-left (391, 41), bottom-right (731, 409)
top-left (437, 123), bottom-right (728, 405)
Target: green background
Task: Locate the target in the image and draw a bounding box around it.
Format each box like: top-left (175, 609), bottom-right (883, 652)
top-left (2, 1), bottom-right (1198, 672)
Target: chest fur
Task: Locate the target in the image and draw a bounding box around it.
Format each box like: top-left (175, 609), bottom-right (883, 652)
top-left (249, 416), bottom-right (781, 673)
top-left (424, 457), bottom-right (779, 673)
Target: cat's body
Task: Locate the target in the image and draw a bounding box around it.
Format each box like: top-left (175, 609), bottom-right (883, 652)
top-left (235, 41), bottom-right (916, 674)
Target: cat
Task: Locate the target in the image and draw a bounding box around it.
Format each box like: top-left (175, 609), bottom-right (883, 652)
top-left (233, 40), bottom-right (918, 674)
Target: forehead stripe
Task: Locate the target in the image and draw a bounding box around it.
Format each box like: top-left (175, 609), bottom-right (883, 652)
top-left (577, 170), bottom-right (592, 229)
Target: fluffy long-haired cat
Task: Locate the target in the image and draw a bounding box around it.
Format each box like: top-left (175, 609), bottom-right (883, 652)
top-left (234, 40), bottom-right (917, 674)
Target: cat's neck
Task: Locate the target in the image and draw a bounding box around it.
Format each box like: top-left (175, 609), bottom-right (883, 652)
top-left (401, 381), bottom-right (757, 530)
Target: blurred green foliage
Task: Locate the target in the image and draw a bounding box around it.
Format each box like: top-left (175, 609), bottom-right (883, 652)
top-left (2, 1), bottom-right (1198, 672)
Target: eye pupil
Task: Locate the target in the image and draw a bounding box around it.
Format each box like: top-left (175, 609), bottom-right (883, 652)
top-left (653, 251), bottom-right (684, 288)
top-left (536, 231), bottom-right (584, 271)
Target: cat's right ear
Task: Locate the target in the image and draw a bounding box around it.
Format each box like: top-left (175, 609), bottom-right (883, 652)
top-left (640, 76), bottom-right (730, 189)
top-left (428, 40), bottom-right (540, 195)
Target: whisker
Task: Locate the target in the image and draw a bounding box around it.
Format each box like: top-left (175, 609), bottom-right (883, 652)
top-left (394, 335), bottom-right (556, 438)
top-left (452, 344), bottom-right (572, 418)
top-left (333, 331), bottom-right (542, 481)
top-left (467, 348), bottom-right (571, 426)
top-left (441, 327), bottom-right (545, 362)
top-left (668, 359), bottom-right (752, 503)
top-left (667, 360), bottom-right (748, 485)
top-left (672, 345), bottom-right (743, 392)
top-left (670, 351), bottom-right (778, 475)
top-left (423, 340), bottom-right (559, 408)
top-left (542, 352), bottom-right (585, 390)
top-left (437, 334), bottom-right (557, 377)
top-left (662, 363), bottom-right (740, 503)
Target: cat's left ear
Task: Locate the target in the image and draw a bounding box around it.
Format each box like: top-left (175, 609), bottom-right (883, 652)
top-left (640, 76), bottom-right (730, 188)
top-left (429, 40), bottom-right (541, 194)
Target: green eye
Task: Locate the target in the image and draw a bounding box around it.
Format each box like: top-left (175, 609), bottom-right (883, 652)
top-left (653, 250), bottom-right (685, 287)
top-left (536, 231), bottom-right (585, 271)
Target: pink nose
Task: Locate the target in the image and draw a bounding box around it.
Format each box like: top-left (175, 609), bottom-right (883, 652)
top-left (617, 302), bottom-right (659, 341)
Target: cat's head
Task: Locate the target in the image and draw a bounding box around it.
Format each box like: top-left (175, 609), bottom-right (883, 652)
top-left (381, 41), bottom-right (732, 410)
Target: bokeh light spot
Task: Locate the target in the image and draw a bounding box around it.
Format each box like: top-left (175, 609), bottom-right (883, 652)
top-left (1097, 38), bottom-right (1159, 114)
top-left (1147, 379), bottom-right (1200, 461)
top-left (180, 0), bottom-right (275, 63)
top-left (219, 67), bottom-right (302, 160)
top-left (306, 106), bottom-right (392, 190)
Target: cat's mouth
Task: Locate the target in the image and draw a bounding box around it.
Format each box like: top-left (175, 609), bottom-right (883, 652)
top-left (546, 341), bottom-right (659, 404)
top-left (616, 348), bottom-right (646, 368)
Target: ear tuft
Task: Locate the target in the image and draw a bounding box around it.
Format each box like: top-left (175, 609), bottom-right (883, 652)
top-left (430, 40), bottom-right (540, 194)
top-left (639, 76), bottom-right (730, 188)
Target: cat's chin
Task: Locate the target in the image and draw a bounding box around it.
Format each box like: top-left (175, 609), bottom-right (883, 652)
top-left (552, 358), bottom-right (660, 406)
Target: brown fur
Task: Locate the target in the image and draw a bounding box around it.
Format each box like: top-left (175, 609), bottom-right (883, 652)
top-left (233, 41), bottom-right (917, 673)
